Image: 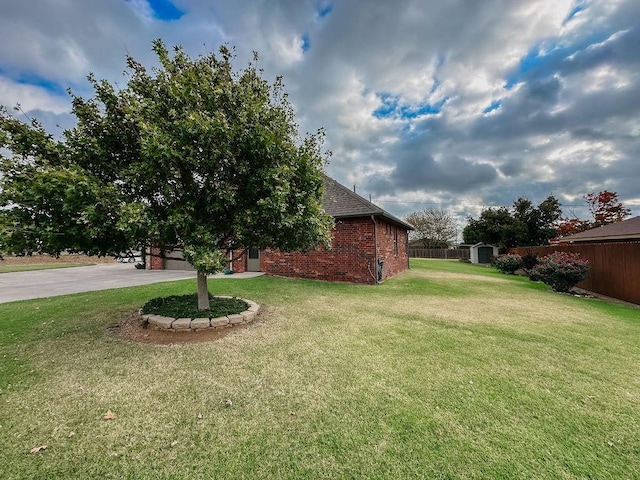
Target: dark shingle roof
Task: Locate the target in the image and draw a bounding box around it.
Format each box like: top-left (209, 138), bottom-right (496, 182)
top-left (322, 174), bottom-right (413, 230)
top-left (559, 215), bottom-right (640, 242)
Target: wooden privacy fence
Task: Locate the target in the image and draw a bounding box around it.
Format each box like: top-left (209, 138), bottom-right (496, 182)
top-left (510, 242), bottom-right (640, 305)
top-left (409, 248), bottom-right (470, 260)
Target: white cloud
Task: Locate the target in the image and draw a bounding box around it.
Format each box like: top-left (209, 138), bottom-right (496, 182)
top-left (126, 0), bottom-right (156, 24)
top-left (0, 78), bottom-right (69, 115)
top-left (1, 0), bottom-right (638, 220)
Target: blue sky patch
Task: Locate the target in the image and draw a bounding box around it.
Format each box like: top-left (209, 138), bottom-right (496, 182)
top-left (373, 93), bottom-right (447, 119)
top-left (504, 42), bottom-right (557, 89)
top-left (302, 34), bottom-right (311, 52)
top-left (563, 0), bottom-right (587, 25)
top-left (504, 30), bottom-right (613, 88)
top-left (402, 98), bottom-right (447, 118)
top-left (130, 0), bottom-right (184, 21)
top-left (317, 2), bottom-right (333, 18)
top-left (0, 67), bottom-right (67, 96)
top-left (482, 99), bottom-right (501, 114)
top-left (148, 0), bottom-right (183, 20)
top-left (373, 93), bottom-right (398, 118)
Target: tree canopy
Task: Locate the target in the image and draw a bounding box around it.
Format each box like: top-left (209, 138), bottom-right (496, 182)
top-left (405, 208), bottom-right (457, 248)
top-left (556, 190), bottom-right (631, 237)
top-left (0, 40), bottom-right (334, 309)
top-left (462, 196), bottom-right (561, 250)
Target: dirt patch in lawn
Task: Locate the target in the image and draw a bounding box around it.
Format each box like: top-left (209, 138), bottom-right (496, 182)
top-left (410, 270), bottom-right (508, 283)
top-left (110, 312), bottom-right (255, 345)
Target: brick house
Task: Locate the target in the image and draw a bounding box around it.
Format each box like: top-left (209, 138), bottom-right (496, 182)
top-left (150, 174), bottom-right (413, 284)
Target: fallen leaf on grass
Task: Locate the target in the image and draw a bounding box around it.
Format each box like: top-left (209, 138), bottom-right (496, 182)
top-left (103, 410), bottom-right (117, 421)
top-left (30, 445), bottom-right (47, 453)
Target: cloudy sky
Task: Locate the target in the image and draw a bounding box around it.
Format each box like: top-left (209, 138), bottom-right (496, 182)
top-left (1, 0), bottom-right (639, 226)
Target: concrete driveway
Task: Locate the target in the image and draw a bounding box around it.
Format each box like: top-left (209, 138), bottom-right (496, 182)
top-left (0, 263), bottom-right (263, 303)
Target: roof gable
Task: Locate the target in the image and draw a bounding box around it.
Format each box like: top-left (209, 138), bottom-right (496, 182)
top-left (560, 216), bottom-right (640, 242)
top-left (322, 174), bottom-right (413, 230)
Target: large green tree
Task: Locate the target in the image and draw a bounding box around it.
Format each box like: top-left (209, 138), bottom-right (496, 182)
top-left (462, 196), bottom-right (561, 250)
top-left (0, 40), bottom-right (333, 309)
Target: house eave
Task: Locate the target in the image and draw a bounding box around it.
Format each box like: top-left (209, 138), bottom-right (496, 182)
top-left (333, 212), bottom-right (414, 230)
top-left (560, 234), bottom-right (640, 243)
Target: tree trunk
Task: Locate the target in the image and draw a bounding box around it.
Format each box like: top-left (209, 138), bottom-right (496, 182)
top-left (197, 270), bottom-right (210, 310)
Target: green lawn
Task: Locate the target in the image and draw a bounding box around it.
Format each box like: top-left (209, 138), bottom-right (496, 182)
top-left (1, 259), bottom-right (638, 479)
top-left (0, 263), bottom-right (94, 273)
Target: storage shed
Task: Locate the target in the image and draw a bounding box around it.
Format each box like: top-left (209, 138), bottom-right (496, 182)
top-left (470, 243), bottom-right (498, 264)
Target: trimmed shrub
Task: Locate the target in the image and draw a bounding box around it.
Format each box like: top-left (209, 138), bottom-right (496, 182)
top-left (521, 252), bottom-right (539, 270)
top-left (530, 251), bottom-right (589, 293)
top-left (521, 252), bottom-right (539, 280)
top-left (492, 254), bottom-right (523, 274)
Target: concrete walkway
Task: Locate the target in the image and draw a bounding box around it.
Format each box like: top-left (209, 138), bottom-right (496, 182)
top-left (0, 263), bottom-right (264, 303)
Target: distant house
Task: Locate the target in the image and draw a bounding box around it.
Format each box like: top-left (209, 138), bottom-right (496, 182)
top-left (559, 216), bottom-right (640, 243)
top-left (150, 174), bottom-right (414, 284)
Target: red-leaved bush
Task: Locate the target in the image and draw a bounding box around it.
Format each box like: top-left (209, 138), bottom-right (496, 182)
top-left (530, 251), bottom-right (589, 293)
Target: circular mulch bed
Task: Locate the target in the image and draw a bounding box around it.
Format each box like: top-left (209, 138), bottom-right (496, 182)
top-left (109, 296), bottom-right (262, 345)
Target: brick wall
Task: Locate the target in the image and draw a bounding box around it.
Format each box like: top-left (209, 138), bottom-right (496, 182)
top-left (154, 216), bottom-right (411, 284)
top-left (251, 217), bottom-right (409, 284)
top-left (261, 217), bottom-right (376, 283)
top-left (231, 250), bottom-right (247, 273)
top-left (375, 218), bottom-right (410, 281)
top-left (149, 247), bottom-right (163, 270)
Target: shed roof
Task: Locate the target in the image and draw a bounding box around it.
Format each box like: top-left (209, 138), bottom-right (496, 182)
top-left (322, 174), bottom-right (414, 230)
top-left (559, 215), bottom-right (640, 243)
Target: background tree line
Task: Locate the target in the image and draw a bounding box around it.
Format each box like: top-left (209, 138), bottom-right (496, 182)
top-left (404, 190), bottom-right (631, 252)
